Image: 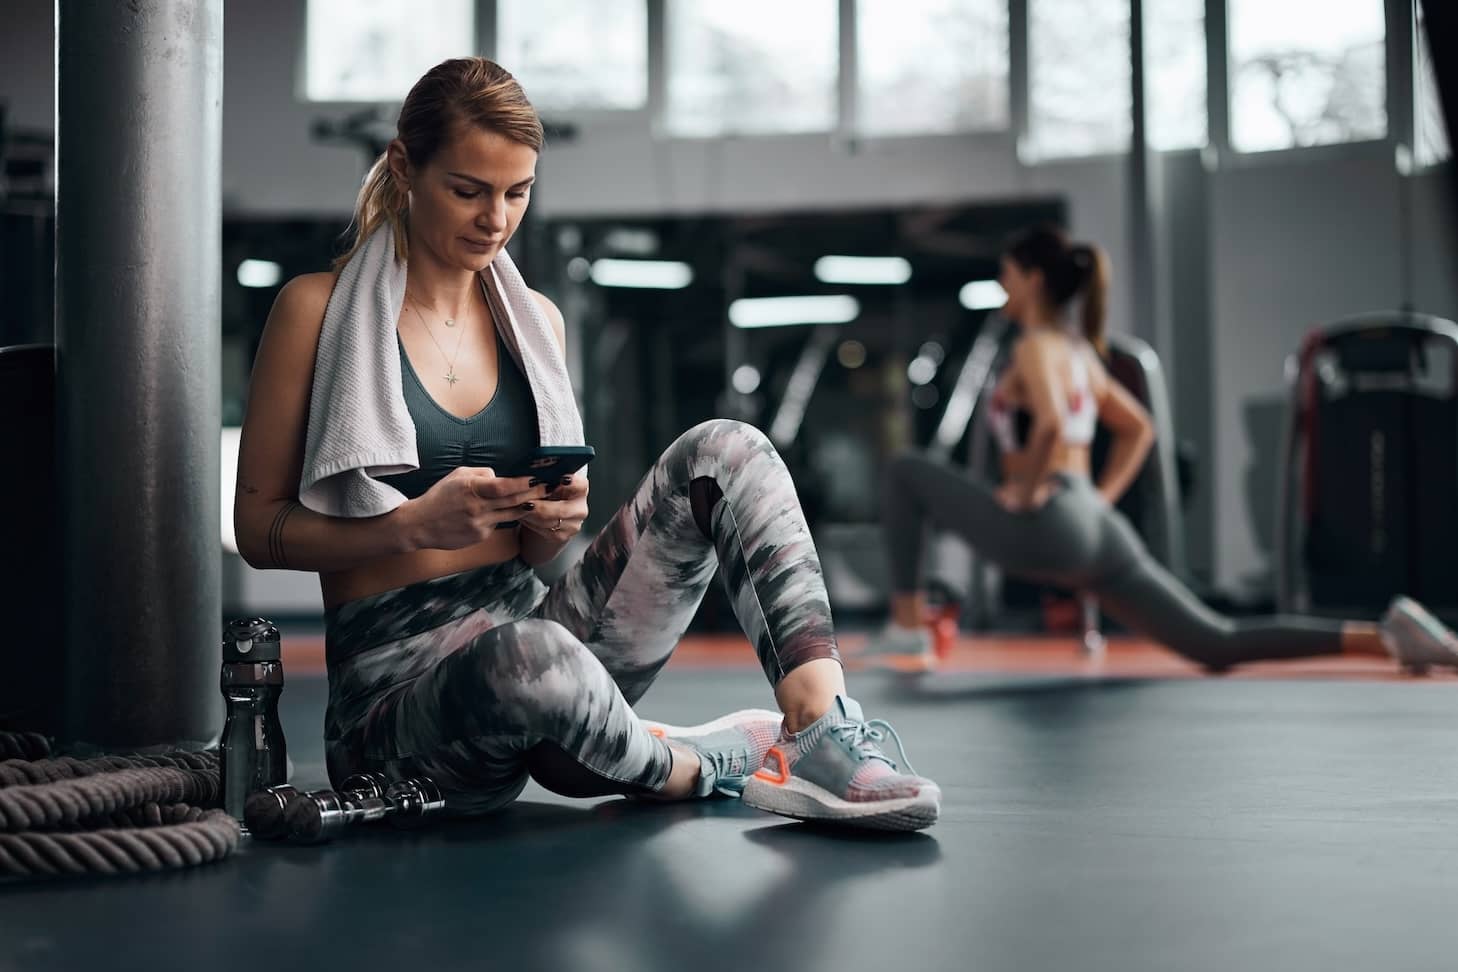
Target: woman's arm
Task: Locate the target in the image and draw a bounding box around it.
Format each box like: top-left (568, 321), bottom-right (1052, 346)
top-left (1091, 359), bottom-right (1155, 505)
top-left (233, 274), bottom-right (414, 571)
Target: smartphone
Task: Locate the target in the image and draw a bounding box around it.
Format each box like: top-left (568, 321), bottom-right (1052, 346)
top-left (499, 445), bottom-right (595, 486)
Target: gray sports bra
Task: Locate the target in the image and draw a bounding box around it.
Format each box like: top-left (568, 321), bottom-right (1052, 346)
top-left (377, 327), bottom-right (538, 499)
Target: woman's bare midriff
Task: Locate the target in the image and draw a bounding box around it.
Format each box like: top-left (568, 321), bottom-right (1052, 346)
top-left (319, 528), bottom-right (524, 608)
top-left (999, 443), bottom-right (1092, 493)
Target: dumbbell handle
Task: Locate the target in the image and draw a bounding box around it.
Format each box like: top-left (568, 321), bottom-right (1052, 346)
top-left (383, 777), bottom-right (445, 827)
top-left (287, 777), bottom-right (444, 844)
top-left (288, 790), bottom-right (390, 844)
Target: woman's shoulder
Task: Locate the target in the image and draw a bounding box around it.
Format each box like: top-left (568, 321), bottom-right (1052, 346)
top-left (277, 271), bottom-right (338, 315)
top-left (527, 288), bottom-right (566, 351)
top-left (266, 271), bottom-right (340, 336)
top-left (1011, 329), bottom-right (1063, 363)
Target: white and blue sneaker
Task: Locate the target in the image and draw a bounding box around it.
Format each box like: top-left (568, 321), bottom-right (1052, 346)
top-left (741, 695), bottom-right (941, 831)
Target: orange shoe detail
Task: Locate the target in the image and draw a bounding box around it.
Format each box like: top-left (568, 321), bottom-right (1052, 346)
top-left (753, 746), bottom-right (790, 785)
top-left (930, 606), bottom-right (959, 660)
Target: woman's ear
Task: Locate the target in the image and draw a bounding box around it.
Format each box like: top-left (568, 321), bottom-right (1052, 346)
top-left (385, 139), bottom-right (411, 195)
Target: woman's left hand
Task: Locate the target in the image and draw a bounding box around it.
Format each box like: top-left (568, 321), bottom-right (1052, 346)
top-left (518, 474), bottom-right (590, 542)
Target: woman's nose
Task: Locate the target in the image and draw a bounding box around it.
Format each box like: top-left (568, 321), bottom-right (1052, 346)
top-left (478, 196), bottom-right (507, 233)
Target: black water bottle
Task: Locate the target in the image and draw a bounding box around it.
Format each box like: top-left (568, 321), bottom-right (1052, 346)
top-left (220, 618), bottom-right (287, 824)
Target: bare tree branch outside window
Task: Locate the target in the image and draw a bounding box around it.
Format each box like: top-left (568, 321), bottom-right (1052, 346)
top-left (1230, 0), bottom-right (1385, 153)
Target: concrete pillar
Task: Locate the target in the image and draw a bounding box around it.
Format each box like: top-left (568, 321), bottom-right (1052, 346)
top-left (55, 0), bottom-right (223, 750)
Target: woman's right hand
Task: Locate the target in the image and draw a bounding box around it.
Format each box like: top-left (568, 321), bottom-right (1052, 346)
top-left (401, 467), bottom-right (546, 551)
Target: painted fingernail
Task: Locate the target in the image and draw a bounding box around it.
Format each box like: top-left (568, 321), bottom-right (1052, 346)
top-left (520, 502), bottom-right (536, 511)
top-left (529, 478), bottom-right (544, 486)
top-left (559, 476), bottom-right (573, 485)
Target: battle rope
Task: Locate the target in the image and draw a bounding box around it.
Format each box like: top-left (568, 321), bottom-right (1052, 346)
top-left (0, 731), bottom-right (240, 880)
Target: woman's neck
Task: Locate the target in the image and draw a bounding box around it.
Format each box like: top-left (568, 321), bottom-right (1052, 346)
top-left (403, 243), bottom-right (481, 319)
top-left (1021, 303), bottom-right (1064, 333)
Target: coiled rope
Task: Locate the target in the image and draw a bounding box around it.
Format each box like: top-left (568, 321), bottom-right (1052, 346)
top-left (0, 731), bottom-right (240, 880)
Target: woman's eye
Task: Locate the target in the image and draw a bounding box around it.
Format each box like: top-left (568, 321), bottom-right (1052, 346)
top-left (507, 190), bottom-right (529, 200)
top-left (453, 189), bottom-right (479, 199)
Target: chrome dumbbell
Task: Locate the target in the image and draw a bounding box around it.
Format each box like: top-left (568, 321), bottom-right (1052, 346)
top-left (284, 777), bottom-right (445, 845)
top-left (242, 772), bottom-right (391, 840)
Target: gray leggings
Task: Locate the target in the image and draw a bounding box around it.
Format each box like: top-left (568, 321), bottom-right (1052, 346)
top-left (883, 452), bottom-right (1345, 670)
top-left (323, 420), bottom-right (839, 814)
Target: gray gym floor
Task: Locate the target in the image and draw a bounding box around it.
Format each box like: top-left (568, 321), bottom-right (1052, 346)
top-left (3, 669), bottom-right (1457, 972)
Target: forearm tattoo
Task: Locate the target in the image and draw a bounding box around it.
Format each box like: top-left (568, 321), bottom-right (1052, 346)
top-left (266, 501), bottom-right (300, 569)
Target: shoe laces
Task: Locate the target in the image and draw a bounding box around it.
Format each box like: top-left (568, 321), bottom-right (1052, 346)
top-left (703, 745), bottom-right (753, 786)
top-left (829, 718), bottom-right (919, 776)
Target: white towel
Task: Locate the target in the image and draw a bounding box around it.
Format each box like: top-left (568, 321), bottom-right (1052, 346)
top-left (299, 224), bottom-right (584, 518)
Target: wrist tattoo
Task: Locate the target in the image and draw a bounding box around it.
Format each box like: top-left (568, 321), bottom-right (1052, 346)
top-left (267, 501), bottom-right (300, 569)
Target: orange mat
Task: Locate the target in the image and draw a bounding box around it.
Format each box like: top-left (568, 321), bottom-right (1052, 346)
top-left (280, 633), bottom-right (1441, 682)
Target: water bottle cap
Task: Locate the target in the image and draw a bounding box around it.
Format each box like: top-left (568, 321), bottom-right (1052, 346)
top-left (223, 617), bottom-right (282, 663)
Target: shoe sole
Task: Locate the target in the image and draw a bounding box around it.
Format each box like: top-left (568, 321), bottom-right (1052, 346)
top-left (641, 708), bottom-right (783, 741)
top-left (740, 775), bottom-right (941, 832)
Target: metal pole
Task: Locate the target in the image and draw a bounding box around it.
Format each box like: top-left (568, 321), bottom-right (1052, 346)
top-left (1128, 0), bottom-right (1159, 350)
top-left (56, 0), bottom-right (223, 751)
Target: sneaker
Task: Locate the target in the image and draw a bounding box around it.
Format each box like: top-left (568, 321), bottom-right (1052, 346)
top-left (1381, 597), bottom-right (1458, 674)
top-left (741, 696), bottom-right (941, 832)
top-left (858, 623), bottom-right (936, 673)
top-left (641, 709), bottom-right (783, 797)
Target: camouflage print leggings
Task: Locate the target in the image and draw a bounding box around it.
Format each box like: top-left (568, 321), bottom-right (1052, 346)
top-left (322, 420), bottom-right (841, 815)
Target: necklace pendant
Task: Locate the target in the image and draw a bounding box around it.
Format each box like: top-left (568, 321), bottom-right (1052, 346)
top-left (444, 369), bottom-right (459, 386)
top-left (444, 318), bottom-right (456, 328)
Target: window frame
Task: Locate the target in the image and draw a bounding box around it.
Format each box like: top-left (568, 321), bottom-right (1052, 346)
top-left (291, 0), bottom-right (1447, 173)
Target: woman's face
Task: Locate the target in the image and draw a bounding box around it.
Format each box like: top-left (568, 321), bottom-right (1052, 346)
top-left (395, 126), bottom-right (538, 272)
top-left (997, 256), bottom-right (1042, 324)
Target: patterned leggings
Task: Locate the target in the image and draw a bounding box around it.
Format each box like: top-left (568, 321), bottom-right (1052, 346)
top-left (323, 420), bottom-right (840, 815)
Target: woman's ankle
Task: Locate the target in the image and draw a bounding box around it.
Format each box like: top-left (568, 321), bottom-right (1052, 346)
top-left (890, 592), bottom-right (927, 629)
top-left (774, 658), bottom-right (846, 732)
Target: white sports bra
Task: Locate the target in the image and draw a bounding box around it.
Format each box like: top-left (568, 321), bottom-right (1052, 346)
top-left (988, 347), bottom-right (1097, 454)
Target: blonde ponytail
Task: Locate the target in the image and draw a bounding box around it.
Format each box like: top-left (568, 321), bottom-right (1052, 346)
top-left (334, 152), bottom-right (410, 270)
top-left (1074, 244), bottom-right (1110, 356)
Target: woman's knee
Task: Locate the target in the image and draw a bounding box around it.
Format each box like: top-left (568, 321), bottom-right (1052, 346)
top-left (673, 418), bottom-right (774, 462)
top-left (462, 619), bottom-right (600, 715)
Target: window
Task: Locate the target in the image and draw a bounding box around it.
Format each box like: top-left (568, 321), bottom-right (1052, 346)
top-left (665, 0), bottom-right (838, 137)
top-left (855, 0), bottom-right (1008, 136)
top-left (305, 0), bottom-right (475, 103)
top-left (497, 0), bottom-right (647, 111)
top-left (1027, 0), bottom-right (1132, 159)
top-left (1143, 0), bottom-right (1206, 150)
top-left (1415, 10), bottom-right (1451, 167)
top-left (1229, 0), bottom-right (1385, 153)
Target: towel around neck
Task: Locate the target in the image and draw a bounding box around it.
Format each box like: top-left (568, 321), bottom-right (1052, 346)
top-left (298, 224), bottom-right (584, 518)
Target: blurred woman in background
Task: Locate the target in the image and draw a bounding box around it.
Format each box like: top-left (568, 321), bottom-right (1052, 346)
top-left (866, 225), bottom-right (1458, 675)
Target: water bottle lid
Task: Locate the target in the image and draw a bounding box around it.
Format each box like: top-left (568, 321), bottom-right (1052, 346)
top-left (223, 617), bottom-right (282, 663)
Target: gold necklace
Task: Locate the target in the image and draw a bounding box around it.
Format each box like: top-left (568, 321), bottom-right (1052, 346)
top-left (407, 295), bottom-right (468, 386)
